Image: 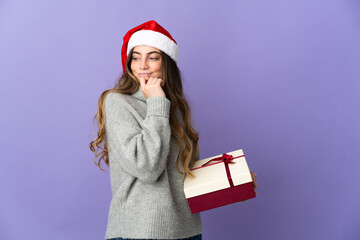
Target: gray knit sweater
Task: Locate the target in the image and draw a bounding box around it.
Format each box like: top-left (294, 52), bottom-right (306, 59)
top-left (104, 86), bottom-right (203, 239)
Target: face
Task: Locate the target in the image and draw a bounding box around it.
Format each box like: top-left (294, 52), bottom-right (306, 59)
top-left (130, 45), bottom-right (162, 81)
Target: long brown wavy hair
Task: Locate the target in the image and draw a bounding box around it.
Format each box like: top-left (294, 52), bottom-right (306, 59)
top-left (89, 48), bottom-right (199, 177)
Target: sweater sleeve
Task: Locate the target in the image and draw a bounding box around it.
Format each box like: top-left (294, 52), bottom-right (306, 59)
top-left (105, 93), bottom-right (171, 183)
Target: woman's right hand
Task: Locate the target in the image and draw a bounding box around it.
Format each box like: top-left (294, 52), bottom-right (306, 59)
top-left (139, 77), bottom-right (166, 99)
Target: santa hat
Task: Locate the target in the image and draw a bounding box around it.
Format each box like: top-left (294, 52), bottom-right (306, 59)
top-left (121, 20), bottom-right (179, 72)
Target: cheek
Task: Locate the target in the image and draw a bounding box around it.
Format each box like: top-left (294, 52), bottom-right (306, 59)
top-left (154, 62), bottom-right (162, 73)
top-left (155, 67), bottom-right (162, 77)
top-left (130, 62), bottom-right (136, 71)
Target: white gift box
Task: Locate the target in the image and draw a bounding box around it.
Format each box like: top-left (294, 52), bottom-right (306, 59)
top-left (184, 149), bottom-right (256, 213)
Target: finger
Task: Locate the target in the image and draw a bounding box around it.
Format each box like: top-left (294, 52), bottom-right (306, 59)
top-left (139, 77), bottom-right (145, 88)
top-left (252, 177), bottom-right (257, 186)
top-left (156, 78), bottom-right (164, 87)
top-left (151, 78), bottom-right (162, 87)
top-left (152, 78), bottom-right (160, 84)
top-left (143, 76), bottom-right (150, 83)
top-left (147, 78), bottom-right (154, 86)
top-left (251, 172), bottom-right (257, 180)
top-left (148, 77), bottom-right (157, 85)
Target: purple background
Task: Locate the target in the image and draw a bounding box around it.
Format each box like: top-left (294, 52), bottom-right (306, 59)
top-left (1, 0), bottom-right (359, 239)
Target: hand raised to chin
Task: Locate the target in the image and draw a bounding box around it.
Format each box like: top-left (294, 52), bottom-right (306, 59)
top-left (139, 77), bottom-right (166, 99)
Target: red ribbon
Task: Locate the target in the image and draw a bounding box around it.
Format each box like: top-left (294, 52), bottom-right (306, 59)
top-left (190, 153), bottom-right (244, 188)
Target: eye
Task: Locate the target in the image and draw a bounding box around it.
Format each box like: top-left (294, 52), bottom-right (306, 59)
top-left (149, 57), bottom-right (160, 61)
top-left (132, 57), bottom-right (139, 61)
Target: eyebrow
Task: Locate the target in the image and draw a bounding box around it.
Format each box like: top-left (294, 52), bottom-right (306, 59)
top-left (132, 51), bottom-right (161, 55)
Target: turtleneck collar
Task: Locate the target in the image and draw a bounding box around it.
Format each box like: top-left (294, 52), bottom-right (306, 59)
top-left (131, 86), bottom-right (183, 121)
top-left (131, 86), bottom-right (147, 102)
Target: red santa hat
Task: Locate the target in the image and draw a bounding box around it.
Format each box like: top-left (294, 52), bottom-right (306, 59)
top-left (121, 20), bottom-right (179, 72)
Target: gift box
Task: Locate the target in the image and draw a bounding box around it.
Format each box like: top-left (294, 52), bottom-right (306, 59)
top-left (184, 149), bottom-right (256, 214)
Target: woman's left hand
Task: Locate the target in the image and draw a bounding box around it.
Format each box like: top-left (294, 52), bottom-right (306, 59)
top-left (250, 169), bottom-right (257, 195)
top-left (240, 169), bottom-right (258, 203)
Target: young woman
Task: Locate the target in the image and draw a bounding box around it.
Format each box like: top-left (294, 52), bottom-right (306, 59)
top-left (90, 20), bottom-right (257, 240)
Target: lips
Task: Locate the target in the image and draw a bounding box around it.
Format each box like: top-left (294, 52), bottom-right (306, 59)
top-left (138, 73), bottom-right (151, 77)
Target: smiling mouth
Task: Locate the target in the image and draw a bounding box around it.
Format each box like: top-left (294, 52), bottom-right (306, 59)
top-left (138, 73), bottom-right (152, 76)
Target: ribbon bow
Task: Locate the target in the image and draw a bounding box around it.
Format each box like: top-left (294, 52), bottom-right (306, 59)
top-left (190, 153), bottom-right (245, 188)
top-left (202, 153), bottom-right (235, 167)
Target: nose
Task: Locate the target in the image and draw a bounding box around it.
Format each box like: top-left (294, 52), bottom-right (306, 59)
top-left (140, 58), bottom-right (149, 70)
